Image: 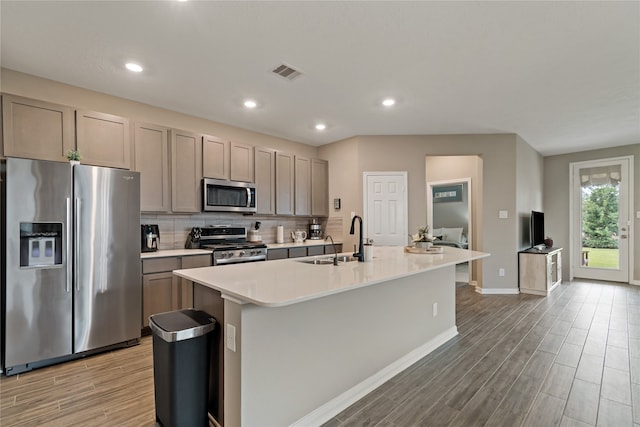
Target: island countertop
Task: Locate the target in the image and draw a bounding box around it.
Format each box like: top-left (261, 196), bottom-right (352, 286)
top-left (174, 246), bottom-right (489, 307)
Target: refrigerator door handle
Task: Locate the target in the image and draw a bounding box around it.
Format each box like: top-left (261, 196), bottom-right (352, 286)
top-left (66, 197), bottom-right (72, 293)
top-left (74, 197), bottom-right (81, 292)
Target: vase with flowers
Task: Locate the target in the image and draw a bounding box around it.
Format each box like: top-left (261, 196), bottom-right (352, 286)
top-left (412, 225), bottom-right (433, 249)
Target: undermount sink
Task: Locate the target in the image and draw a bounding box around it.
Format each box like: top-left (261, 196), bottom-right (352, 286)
top-left (298, 255), bottom-right (359, 265)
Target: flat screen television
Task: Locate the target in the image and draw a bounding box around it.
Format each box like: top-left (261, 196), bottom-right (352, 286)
top-left (530, 210), bottom-right (545, 249)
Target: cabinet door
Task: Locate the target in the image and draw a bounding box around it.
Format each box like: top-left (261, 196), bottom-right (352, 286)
top-left (311, 158), bottom-right (329, 217)
top-left (267, 248), bottom-right (288, 260)
top-left (254, 146), bottom-right (276, 215)
top-left (142, 272), bottom-right (179, 327)
top-left (134, 122), bottom-right (170, 212)
top-left (307, 246), bottom-right (324, 256)
top-left (180, 254), bottom-right (212, 309)
top-left (230, 141), bottom-right (254, 182)
top-left (276, 151), bottom-right (294, 215)
top-left (294, 156), bottom-right (311, 216)
top-left (171, 129), bottom-right (203, 212)
top-left (76, 110), bottom-right (131, 169)
top-left (2, 94), bottom-right (74, 162)
top-left (203, 135), bottom-right (230, 179)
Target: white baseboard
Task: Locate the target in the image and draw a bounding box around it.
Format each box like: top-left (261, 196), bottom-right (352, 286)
top-left (631, 279), bottom-right (640, 286)
top-left (289, 326), bottom-right (459, 427)
top-left (476, 287), bottom-right (520, 295)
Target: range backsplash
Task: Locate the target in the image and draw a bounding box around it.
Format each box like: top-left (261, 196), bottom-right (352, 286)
top-left (140, 213), bottom-right (343, 251)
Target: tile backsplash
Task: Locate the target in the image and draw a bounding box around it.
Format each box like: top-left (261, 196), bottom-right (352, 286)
top-left (141, 213), bottom-right (343, 250)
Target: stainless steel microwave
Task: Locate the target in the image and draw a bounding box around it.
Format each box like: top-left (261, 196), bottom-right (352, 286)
top-left (202, 178), bottom-right (256, 213)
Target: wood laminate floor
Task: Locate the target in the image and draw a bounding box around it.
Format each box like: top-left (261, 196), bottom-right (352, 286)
top-left (1, 279), bottom-right (639, 426)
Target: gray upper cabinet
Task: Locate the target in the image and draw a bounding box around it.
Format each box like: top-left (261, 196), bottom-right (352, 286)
top-left (294, 156), bottom-right (311, 216)
top-left (254, 146), bottom-right (276, 215)
top-left (203, 135), bottom-right (230, 179)
top-left (2, 94), bottom-right (74, 162)
top-left (311, 158), bottom-right (329, 217)
top-left (76, 110), bottom-right (131, 169)
top-left (134, 122), bottom-right (171, 213)
top-left (230, 141), bottom-right (254, 182)
top-left (275, 151), bottom-right (294, 215)
top-left (171, 129), bottom-right (203, 213)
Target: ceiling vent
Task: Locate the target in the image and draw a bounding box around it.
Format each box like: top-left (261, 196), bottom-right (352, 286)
top-left (272, 64), bottom-right (302, 81)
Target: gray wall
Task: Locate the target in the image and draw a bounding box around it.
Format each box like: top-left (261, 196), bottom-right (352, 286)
top-left (516, 136), bottom-right (545, 250)
top-left (544, 144), bottom-right (640, 283)
top-left (320, 134), bottom-right (534, 292)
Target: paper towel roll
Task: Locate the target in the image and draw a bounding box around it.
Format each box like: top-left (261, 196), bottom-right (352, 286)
top-left (364, 244), bottom-right (373, 261)
top-left (276, 225), bottom-right (284, 243)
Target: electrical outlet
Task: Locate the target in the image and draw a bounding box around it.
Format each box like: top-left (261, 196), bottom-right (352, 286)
top-left (226, 323), bottom-right (236, 352)
top-left (432, 302), bottom-right (438, 317)
top-left (499, 210), bottom-right (508, 219)
top-left (499, 268), bottom-right (505, 277)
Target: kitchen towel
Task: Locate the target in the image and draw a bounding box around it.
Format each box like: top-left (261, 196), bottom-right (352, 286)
top-left (276, 225), bottom-right (284, 243)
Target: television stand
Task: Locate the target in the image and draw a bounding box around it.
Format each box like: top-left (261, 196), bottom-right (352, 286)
top-left (518, 247), bottom-right (562, 296)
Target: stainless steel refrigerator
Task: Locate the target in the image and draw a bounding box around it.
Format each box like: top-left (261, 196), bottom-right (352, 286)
top-left (1, 158), bottom-right (141, 375)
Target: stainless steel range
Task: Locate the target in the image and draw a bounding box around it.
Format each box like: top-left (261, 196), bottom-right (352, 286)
top-left (197, 225), bottom-right (267, 265)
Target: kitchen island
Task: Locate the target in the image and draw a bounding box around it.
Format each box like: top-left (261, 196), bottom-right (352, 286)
top-left (175, 246), bottom-right (488, 427)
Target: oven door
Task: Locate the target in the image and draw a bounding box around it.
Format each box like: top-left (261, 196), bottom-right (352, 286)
top-left (203, 178), bottom-right (256, 213)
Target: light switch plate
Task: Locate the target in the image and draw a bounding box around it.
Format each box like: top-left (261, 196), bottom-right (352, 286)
top-left (499, 210), bottom-right (508, 219)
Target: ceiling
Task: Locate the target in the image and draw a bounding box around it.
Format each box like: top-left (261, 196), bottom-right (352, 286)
top-left (1, 1), bottom-right (638, 156)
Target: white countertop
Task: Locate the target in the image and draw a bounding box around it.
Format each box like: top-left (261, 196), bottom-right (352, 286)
top-left (140, 249), bottom-right (212, 259)
top-left (174, 246), bottom-right (489, 307)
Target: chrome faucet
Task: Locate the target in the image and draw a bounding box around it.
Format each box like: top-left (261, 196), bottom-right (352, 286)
top-left (325, 235), bottom-right (339, 266)
top-left (349, 215), bottom-right (364, 262)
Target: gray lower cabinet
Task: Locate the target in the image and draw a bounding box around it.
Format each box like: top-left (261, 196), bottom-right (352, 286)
top-left (266, 244), bottom-right (342, 260)
top-left (141, 254), bottom-right (211, 328)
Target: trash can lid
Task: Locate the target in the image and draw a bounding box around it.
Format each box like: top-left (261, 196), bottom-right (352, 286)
top-left (149, 309), bottom-right (216, 342)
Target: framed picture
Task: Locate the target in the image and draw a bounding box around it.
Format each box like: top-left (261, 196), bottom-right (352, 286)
top-left (433, 184), bottom-right (463, 203)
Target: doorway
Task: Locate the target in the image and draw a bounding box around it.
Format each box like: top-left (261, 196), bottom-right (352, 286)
top-left (570, 157), bottom-right (633, 282)
top-left (363, 172), bottom-right (408, 246)
top-left (427, 178), bottom-right (472, 285)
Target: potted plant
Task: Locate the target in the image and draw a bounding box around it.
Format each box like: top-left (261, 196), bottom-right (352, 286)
top-left (412, 225), bottom-right (433, 248)
top-left (544, 236), bottom-right (554, 248)
top-left (65, 149), bottom-right (81, 165)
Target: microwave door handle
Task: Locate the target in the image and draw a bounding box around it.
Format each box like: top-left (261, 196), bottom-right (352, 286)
top-left (246, 187), bottom-right (252, 207)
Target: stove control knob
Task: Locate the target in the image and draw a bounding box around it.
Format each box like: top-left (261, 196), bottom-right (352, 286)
top-left (239, 250), bottom-right (246, 256)
top-left (250, 250), bottom-right (256, 256)
top-left (219, 253), bottom-right (227, 258)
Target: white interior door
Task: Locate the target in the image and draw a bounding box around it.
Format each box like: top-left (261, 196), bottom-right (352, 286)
top-left (364, 172), bottom-right (408, 246)
top-left (571, 157), bottom-right (632, 282)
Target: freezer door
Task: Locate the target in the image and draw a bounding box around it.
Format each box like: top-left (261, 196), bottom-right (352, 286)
top-left (4, 158), bottom-right (73, 369)
top-left (73, 165), bottom-right (141, 353)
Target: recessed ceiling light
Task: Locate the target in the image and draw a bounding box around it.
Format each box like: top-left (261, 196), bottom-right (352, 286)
top-left (244, 100), bottom-right (257, 108)
top-left (125, 62), bottom-right (143, 73)
top-left (382, 98), bottom-right (395, 107)
top-left (315, 123), bottom-right (326, 131)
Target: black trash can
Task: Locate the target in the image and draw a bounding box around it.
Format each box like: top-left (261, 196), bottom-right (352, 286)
top-left (149, 309), bottom-right (216, 427)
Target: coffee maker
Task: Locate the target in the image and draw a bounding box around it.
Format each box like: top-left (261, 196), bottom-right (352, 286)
top-left (308, 218), bottom-right (323, 240)
top-left (141, 224), bottom-right (160, 252)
